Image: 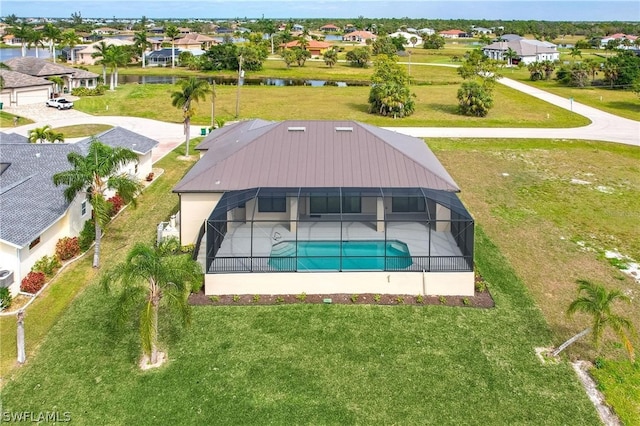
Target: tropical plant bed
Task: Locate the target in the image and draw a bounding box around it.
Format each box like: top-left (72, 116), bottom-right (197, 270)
top-left (189, 289), bottom-right (494, 308)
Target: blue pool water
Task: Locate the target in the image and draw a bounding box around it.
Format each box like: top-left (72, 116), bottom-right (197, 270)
top-left (268, 240), bottom-right (412, 271)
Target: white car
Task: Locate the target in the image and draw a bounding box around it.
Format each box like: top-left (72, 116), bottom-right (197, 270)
top-left (46, 98), bottom-right (74, 109)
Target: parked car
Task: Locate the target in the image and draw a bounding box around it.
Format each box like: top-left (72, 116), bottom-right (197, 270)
top-left (46, 98), bottom-right (74, 110)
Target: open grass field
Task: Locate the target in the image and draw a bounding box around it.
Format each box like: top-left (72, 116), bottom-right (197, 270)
top-left (75, 74), bottom-right (589, 128)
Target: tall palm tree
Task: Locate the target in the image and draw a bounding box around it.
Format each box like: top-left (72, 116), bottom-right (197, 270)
top-left (26, 30), bottom-right (45, 58)
top-left (10, 22), bottom-right (33, 57)
top-left (171, 77), bottom-right (210, 156)
top-left (101, 45), bottom-right (130, 90)
top-left (100, 238), bottom-right (202, 367)
top-left (60, 29), bottom-right (81, 64)
top-left (53, 140), bottom-right (143, 268)
top-left (323, 48), bottom-right (338, 68)
top-left (42, 23), bottom-right (61, 63)
top-left (570, 46), bottom-right (582, 62)
top-left (504, 47), bottom-right (517, 66)
top-left (28, 125), bottom-right (53, 143)
top-left (92, 41), bottom-right (109, 85)
top-left (165, 25), bottom-right (180, 69)
top-left (133, 30), bottom-right (151, 68)
top-left (48, 76), bottom-right (64, 94)
top-left (46, 129), bottom-right (65, 143)
top-left (553, 279), bottom-right (635, 362)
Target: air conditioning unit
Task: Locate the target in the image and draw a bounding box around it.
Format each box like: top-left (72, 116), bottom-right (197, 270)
top-left (0, 270), bottom-right (14, 288)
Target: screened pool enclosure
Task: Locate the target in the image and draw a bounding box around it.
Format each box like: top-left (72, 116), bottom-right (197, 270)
top-left (203, 187), bottom-right (474, 274)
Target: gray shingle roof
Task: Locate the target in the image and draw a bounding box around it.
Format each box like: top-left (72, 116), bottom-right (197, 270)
top-left (0, 127), bottom-right (158, 247)
top-left (483, 39), bottom-right (557, 56)
top-left (3, 57), bottom-right (98, 79)
top-left (0, 69), bottom-right (54, 89)
top-left (0, 132), bottom-right (30, 144)
top-left (174, 120), bottom-right (460, 193)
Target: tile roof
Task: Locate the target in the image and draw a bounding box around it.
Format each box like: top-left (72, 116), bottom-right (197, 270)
top-left (174, 120), bottom-right (460, 194)
top-left (0, 127), bottom-right (158, 247)
top-left (0, 70), bottom-right (54, 89)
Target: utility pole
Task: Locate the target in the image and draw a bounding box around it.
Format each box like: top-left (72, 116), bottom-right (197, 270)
top-left (235, 54), bottom-right (243, 119)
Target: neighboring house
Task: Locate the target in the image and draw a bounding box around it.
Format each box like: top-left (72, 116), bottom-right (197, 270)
top-left (146, 48), bottom-right (180, 66)
top-left (173, 120), bottom-right (475, 297)
top-left (91, 27), bottom-right (120, 35)
top-left (280, 40), bottom-right (333, 56)
top-left (4, 57), bottom-right (99, 92)
top-left (472, 27), bottom-right (492, 35)
top-left (600, 33), bottom-right (638, 49)
top-left (0, 70), bottom-right (54, 106)
top-left (439, 29), bottom-right (468, 38)
top-left (0, 127), bottom-right (158, 296)
top-left (174, 33), bottom-right (218, 51)
top-left (417, 28), bottom-right (435, 36)
top-left (292, 24), bottom-right (304, 32)
top-left (320, 24), bottom-right (340, 33)
top-left (75, 38), bottom-right (134, 65)
top-left (148, 37), bottom-right (164, 51)
top-left (483, 39), bottom-right (559, 65)
top-left (498, 34), bottom-right (523, 42)
top-left (342, 30), bottom-right (376, 44)
top-left (1, 34), bottom-right (21, 46)
top-left (389, 31), bottom-right (423, 46)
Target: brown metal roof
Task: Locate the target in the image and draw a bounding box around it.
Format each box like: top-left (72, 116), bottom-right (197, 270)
top-left (174, 120), bottom-right (460, 193)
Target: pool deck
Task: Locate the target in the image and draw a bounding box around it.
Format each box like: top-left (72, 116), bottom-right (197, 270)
top-left (202, 221), bottom-right (462, 272)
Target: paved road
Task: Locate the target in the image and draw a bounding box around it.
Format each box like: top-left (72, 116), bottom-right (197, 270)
top-left (2, 77), bottom-right (638, 164)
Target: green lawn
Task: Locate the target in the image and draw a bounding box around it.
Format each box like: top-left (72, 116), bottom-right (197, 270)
top-left (0, 111), bottom-right (34, 128)
top-left (75, 75), bottom-right (589, 128)
top-left (0, 226), bottom-right (600, 424)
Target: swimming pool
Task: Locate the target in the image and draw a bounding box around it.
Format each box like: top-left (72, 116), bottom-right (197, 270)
top-left (268, 240), bottom-right (412, 271)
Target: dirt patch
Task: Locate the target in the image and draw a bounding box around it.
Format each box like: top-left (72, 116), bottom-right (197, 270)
top-left (189, 289), bottom-right (494, 308)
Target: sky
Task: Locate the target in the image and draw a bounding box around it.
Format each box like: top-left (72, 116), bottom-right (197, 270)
top-left (1, 0), bottom-right (639, 22)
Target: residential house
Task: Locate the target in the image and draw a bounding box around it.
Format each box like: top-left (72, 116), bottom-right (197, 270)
top-left (600, 33), bottom-right (638, 49)
top-left (342, 30), bottom-right (376, 44)
top-left (146, 48), bottom-right (180, 67)
top-left (91, 27), bottom-right (120, 35)
top-left (417, 28), bottom-right (435, 36)
top-left (389, 31), bottom-right (423, 47)
top-left (75, 38), bottom-right (134, 65)
top-left (483, 38), bottom-right (559, 65)
top-left (1, 34), bottom-right (21, 46)
top-left (439, 29), bottom-right (468, 38)
top-left (0, 70), bottom-right (54, 106)
top-left (472, 27), bottom-right (492, 35)
top-left (0, 127), bottom-right (158, 296)
top-left (280, 40), bottom-right (333, 56)
top-left (4, 57), bottom-right (99, 93)
top-left (173, 120), bottom-right (475, 297)
top-left (173, 33), bottom-right (218, 51)
top-left (320, 24), bottom-right (340, 33)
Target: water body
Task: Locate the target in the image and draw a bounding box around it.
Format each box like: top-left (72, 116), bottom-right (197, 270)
top-left (0, 47), bottom-right (52, 61)
top-left (117, 74), bottom-right (368, 87)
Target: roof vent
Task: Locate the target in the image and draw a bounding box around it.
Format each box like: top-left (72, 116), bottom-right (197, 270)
top-left (335, 127), bottom-right (353, 132)
top-left (35, 153), bottom-right (41, 158)
top-left (287, 126), bottom-right (306, 132)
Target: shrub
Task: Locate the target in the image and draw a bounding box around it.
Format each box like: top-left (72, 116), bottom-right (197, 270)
top-left (350, 294), bottom-right (359, 303)
top-left (78, 219), bottom-right (96, 252)
top-left (21, 271), bottom-right (46, 294)
top-left (275, 296), bottom-right (285, 304)
top-left (295, 292), bottom-right (307, 302)
top-left (32, 255), bottom-right (62, 277)
top-left (209, 295), bottom-right (220, 303)
top-left (416, 294), bottom-right (424, 304)
top-left (462, 297), bottom-right (471, 306)
top-left (232, 295), bottom-right (240, 302)
top-left (55, 236), bottom-right (80, 261)
top-left (395, 296), bottom-right (404, 304)
top-left (180, 244), bottom-right (195, 254)
top-left (373, 294), bottom-right (381, 303)
top-left (253, 294), bottom-right (261, 303)
top-left (438, 296), bottom-right (447, 305)
top-left (0, 287), bottom-right (12, 310)
top-left (190, 277), bottom-right (203, 293)
top-left (107, 194), bottom-right (124, 216)
top-left (70, 86), bottom-right (106, 96)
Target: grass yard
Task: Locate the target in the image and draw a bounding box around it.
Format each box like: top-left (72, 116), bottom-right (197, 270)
top-left (0, 225), bottom-right (600, 425)
top-left (51, 124), bottom-right (113, 138)
top-left (0, 111), bottom-right (33, 128)
top-left (430, 138), bottom-right (640, 424)
top-left (75, 76), bottom-right (588, 128)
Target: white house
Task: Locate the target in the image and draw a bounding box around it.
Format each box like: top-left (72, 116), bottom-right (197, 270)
top-left (0, 128), bottom-right (158, 296)
top-left (389, 31), bottom-right (423, 47)
top-left (0, 70), bottom-right (53, 106)
top-left (483, 39), bottom-right (559, 65)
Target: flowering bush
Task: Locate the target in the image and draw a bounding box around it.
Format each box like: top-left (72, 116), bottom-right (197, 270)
top-left (55, 236), bottom-right (80, 261)
top-left (107, 194), bottom-right (124, 216)
top-left (21, 271), bottom-right (46, 294)
top-left (32, 255), bottom-right (62, 277)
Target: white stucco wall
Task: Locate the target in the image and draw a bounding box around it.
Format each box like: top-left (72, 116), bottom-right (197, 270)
top-left (205, 271), bottom-right (474, 296)
top-left (180, 192), bottom-right (223, 245)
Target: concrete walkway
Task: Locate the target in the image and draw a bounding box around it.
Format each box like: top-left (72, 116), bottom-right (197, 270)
top-left (1, 77), bottom-right (638, 163)
top-left (385, 77), bottom-right (639, 146)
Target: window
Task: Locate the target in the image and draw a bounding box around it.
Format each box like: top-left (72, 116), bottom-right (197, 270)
top-left (392, 196), bottom-right (426, 213)
top-left (310, 196), bottom-right (361, 214)
top-left (134, 164), bottom-right (138, 175)
top-left (81, 200), bottom-right (87, 216)
top-left (258, 196), bottom-right (286, 212)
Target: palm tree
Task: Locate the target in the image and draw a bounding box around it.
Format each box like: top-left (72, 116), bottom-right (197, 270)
top-left (53, 140), bottom-right (143, 268)
top-left (92, 41), bottom-right (109, 85)
top-left (48, 76), bottom-right (64, 94)
top-left (10, 22), bottom-right (33, 57)
top-left (46, 130), bottom-right (64, 143)
top-left (569, 46), bottom-right (582, 62)
top-left (100, 238), bottom-right (202, 367)
top-left (171, 77), bottom-right (210, 156)
top-left (101, 45), bottom-right (130, 91)
top-left (0, 63), bottom-right (10, 90)
top-left (541, 59), bottom-right (557, 80)
top-left (28, 125), bottom-right (52, 143)
top-left (583, 58), bottom-right (600, 83)
top-left (165, 25), bottom-right (180, 69)
top-left (26, 30), bottom-right (45, 59)
top-left (504, 47), bottom-right (517, 67)
top-left (258, 19), bottom-right (276, 54)
top-left (410, 36), bottom-right (418, 48)
top-left (553, 279), bottom-right (635, 362)
top-left (323, 48), bottom-right (338, 68)
top-left (60, 29), bottom-right (81, 64)
top-left (133, 30), bottom-right (151, 68)
top-left (42, 23), bottom-right (61, 63)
